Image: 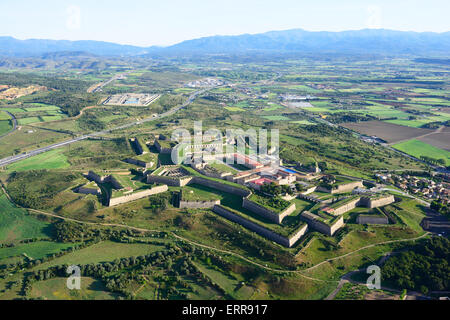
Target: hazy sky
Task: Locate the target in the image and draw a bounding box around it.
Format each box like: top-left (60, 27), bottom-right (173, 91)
top-left (0, 0), bottom-right (449, 47)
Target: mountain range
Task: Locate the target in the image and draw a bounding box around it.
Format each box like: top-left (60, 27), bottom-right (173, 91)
top-left (1, 29), bottom-right (449, 57)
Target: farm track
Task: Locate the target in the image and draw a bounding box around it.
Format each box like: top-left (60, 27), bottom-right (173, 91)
top-left (387, 125), bottom-right (445, 146)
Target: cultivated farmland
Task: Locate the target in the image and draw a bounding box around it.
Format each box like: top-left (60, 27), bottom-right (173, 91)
top-left (342, 120), bottom-right (433, 143)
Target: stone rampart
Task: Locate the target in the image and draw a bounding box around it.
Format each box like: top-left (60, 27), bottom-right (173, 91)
top-left (212, 205), bottom-right (307, 247)
top-left (356, 215), bottom-right (389, 225)
top-left (108, 185), bottom-right (168, 207)
top-left (191, 176), bottom-right (251, 197)
top-left (179, 199), bottom-right (221, 209)
top-left (242, 197), bottom-right (296, 224)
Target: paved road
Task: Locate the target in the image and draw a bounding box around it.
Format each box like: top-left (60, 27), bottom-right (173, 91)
top-left (87, 72), bottom-right (130, 93)
top-left (0, 88), bottom-right (208, 168)
top-left (0, 110), bottom-right (17, 140)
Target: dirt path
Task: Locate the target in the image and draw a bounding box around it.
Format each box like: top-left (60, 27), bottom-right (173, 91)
top-left (22, 202), bottom-right (429, 282)
top-left (35, 105), bottom-right (100, 126)
top-left (303, 232), bottom-right (429, 274)
top-left (0, 184), bottom-right (429, 285)
top-left (387, 125), bottom-right (445, 146)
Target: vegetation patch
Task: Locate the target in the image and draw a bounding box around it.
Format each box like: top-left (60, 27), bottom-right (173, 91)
top-left (392, 139), bottom-right (450, 166)
top-left (6, 149), bottom-right (70, 172)
top-left (0, 120), bottom-right (12, 136)
top-left (0, 193), bottom-right (53, 243)
top-left (383, 237), bottom-right (449, 294)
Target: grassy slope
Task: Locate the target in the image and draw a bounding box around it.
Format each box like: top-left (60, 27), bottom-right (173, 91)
top-left (33, 241), bottom-right (166, 271)
top-left (0, 193), bottom-right (52, 243)
top-left (29, 277), bottom-right (118, 300)
top-left (392, 139), bottom-right (450, 165)
top-left (0, 120), bottom-right (12, 136)
top-left (6, 149), bottom-right (70, 172)
top-left (0, 241), bottom-right (75, 262)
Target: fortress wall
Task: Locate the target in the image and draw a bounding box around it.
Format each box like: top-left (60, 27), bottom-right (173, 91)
top-left (76, 187), bottom-right (100, 196)
top-left (317, 186), bottom-right (332, 193)
top-left (332, 198), bottom-right (361, 215)
top-left (305, 219), bottom-right (331, 235)
top-left (242, 198), bottom-right (296, 224)
top-left (108, 175), bottom-right (124, 189)
top-left (318, 181), bottom-right (364, 194)
top-left (332, 181), bottom-right (364, 194)
top-left (301, 214), bottom-right (344, 236)
top-left (331, 181), bottom-right (364, 193)
top-left (302, 186), bottom-right (318, 195)
top-left (108, 185), bottom-right (168, 207)
top-left (194, 167), bottom-right (232, 180)
top-left (242, 198), bottom-right (282, 224)
top-left (179, 199), bottom-right (221, 209)
top-left (280, 203), bottom-right (297, 222)
top-left (298, 193), bottom-right (321, 203)
top-left (154, 140), bottom-right (162, 152)
top-left (124, 158), bottom-right (151, 168)
top-left (154, 140), bottom-right (172, 154)
top-left (356, 215), bottom-right (389, 225)
top-left (213, 205), bottom-right (291, 247)
top-left (179, 177), bottom-right (193, 187)
top-left (287, 224), bottom-right (309, 247)
top-left (147, 175), bottom-right (193, 187)
top-left (365, 195), bottom-right (395, 209)
top-left (329, 217), bottom-right (345, 236)
top-left (191, 176), bottom-right (251, 197)
top-left (132, 138), bottom-right (144, 155)
top-left (86, 171), bottom-right (105, 184)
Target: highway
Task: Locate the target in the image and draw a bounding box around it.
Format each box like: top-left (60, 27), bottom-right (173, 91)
top-left (0, 88), bottom-right (208, 168)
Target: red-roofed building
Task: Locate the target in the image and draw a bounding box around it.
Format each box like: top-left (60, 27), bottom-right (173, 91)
top-left (249, 177), bottom-right (275, 190)
top-left (228, 153), bottom-right (264, 169)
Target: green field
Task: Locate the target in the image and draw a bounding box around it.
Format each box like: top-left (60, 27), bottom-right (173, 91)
top-left (34, 241), bottom-right (166, 270)
top-left (392, 139), bottom-right (450, 165)
top-left (0, 241), bottom-right (75, 263)
top-left (0, 120), bottom-right (12, 135)
top-left (385, 119), bottom-right (432, 128)
top-left (40, 115), bottom-right (64, 122)
top-left (6, 149), bottom-right (70, 172)
top-left (17, 117), bottom-right (41, 125)
top-left (291, 120), bottom-right (316, 125)
top-left (23, 104), bottom-right (61, 112)
top-left (2, 108), bottom-right (25, 113)
top-left (265, 103), bottom-right (284, 111)
top-left (0, 193), bottom-right (53, 243)
top-left (181, 184), bottom-right (222, 202)
top-left (29, 277), bottom-right (119, 300)
top-left (207, 162), bottom-right (238, 174)
top-left (263, 115), bottom-right (291, 121)
top-left (0, 111), bottom-right (11, 120)
top-left (193, 261), bottom-right (254, 299)
top-left (388, 197), bottom-right (428, 233)
top-left (224, 106), bottom-right (245, 112)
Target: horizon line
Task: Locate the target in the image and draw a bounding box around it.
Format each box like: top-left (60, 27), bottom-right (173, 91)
top-left (1, 27), bottom-right (449, 48)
